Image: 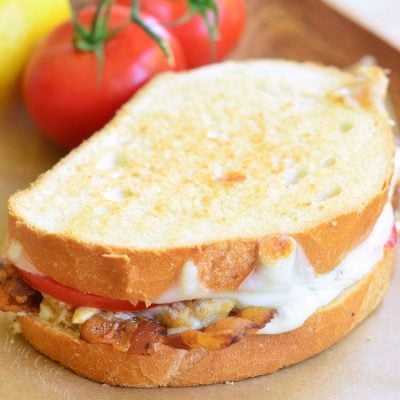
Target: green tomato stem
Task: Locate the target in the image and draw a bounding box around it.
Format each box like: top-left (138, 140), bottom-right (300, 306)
top-left (200, 9), bottom-right (219, 62)
top-left (130, 0), bottom-right (175, 66)
top-left (69, 0), bottom-right (109, 52)
top-left (188, 0), bottom-right (220, 48)
top-left (164, 0), bottom-right (220, 62)
top-left (68, 0), bottom-right (176, 82)
top-left (69, 0), bottom-right (122, 82)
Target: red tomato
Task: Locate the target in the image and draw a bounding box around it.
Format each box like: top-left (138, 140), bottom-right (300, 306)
top-left (20, 270), bottom-right (158, 311)
top-left (22, 5), bottom-right (186, 149)
top-left (118, 0), bottom-right (246, 68)
top-left (385, 225), bottom-right (398, 248)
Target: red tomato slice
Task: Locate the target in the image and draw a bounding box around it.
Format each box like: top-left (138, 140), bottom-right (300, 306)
top-left (385, 225), bottom-right (398, 248)
top-left (20, 270), bottom-right (157, 311)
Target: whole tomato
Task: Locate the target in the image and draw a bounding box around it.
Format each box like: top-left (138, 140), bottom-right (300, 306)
top-left (118, 0), bottom-right (246, 68)
top-left (22, 5), bottom-right (186, 149)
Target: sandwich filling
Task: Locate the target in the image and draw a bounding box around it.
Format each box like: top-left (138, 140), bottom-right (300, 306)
top-left (154, 201), bottom-right (395, 334)
top-left (0, 198), bottom-right (397, 353)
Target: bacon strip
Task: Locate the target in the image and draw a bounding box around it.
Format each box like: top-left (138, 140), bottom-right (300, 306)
top-left (178, 316), bottom-right (261, 351)
top-left (0, 262), bottom-right (41, 313)
top-left (80, 314), bottom-right (166, 354)
top-left (234, 306), bottom-right (274, 325)
top-left (81, 306), bottom-right (275, 353)
top-left (128, 320), bottom-right (166, 355)
top-left (163, 307), bottom-right (274, 351)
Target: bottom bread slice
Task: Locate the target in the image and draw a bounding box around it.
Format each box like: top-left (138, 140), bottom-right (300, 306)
top-left (18, 248), bottom-right (395, 387)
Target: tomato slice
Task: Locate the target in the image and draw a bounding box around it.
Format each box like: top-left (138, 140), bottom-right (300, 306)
top-left (19, 270), bottom-right (158, 312)
top-left (385, 225), bottom-right (398, 249)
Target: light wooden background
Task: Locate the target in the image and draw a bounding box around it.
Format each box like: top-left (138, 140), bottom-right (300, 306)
top-left (326, 0), bottom-right (400, 49)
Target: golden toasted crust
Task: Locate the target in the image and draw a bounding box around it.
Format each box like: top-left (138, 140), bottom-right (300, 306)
top-left (295, 191), bottom-right (388, 273)
top-left (8, 191), bottom-right (387, 301)
top-left (17, 248), bottom-right (394, 387)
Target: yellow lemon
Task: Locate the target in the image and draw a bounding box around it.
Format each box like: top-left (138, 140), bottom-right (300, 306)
top-left (0, 0), bottom-right (70, 103)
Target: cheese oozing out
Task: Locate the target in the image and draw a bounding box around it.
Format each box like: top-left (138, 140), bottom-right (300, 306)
top-left (154, 202), bottom-right (394, 334)
top-left (6, 201), bottom-right (394, 334)
top-left (7, 240), bottom-right (45, 276)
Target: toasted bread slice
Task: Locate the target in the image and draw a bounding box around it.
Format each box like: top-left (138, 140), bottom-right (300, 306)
top-left (8, 60), bottom-right (394, 301)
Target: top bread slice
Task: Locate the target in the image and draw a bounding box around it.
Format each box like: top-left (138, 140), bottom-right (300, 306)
top-left (8, 60), bottom-right (394, 302)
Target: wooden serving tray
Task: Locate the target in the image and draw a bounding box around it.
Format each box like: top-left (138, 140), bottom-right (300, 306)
top-left (1, 1), bottom-right (400, 399)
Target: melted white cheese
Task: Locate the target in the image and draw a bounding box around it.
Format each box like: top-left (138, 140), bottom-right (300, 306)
top-left (7, 240), bottom-right (44, 275)
top-left (155, 202), bottom-right (394, 334)
top-left (72, 307), bottom-right (100, 324)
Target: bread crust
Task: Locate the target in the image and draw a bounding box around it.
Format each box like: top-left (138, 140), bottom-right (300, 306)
top-left (17, 247), bottom-right (394, 387)
top-left (8, 191), bottom-right (387, 301)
